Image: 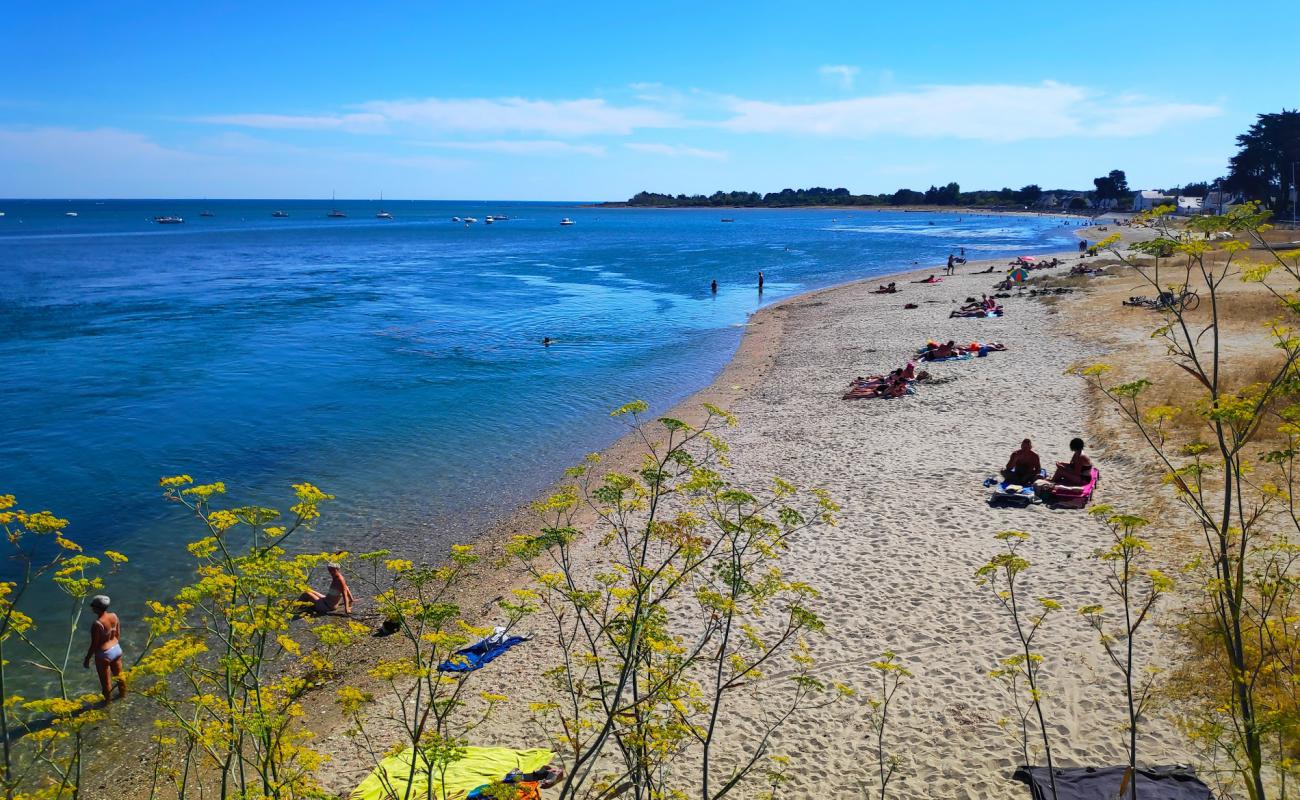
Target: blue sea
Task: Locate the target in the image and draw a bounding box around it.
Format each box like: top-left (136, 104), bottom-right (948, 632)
top-left (0, 199), bottom-right (1078, 606)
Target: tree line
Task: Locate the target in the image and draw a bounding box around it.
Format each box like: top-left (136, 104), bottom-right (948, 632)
top-left (614, 183), bottom-right (1050, 208)
top-left (612, 109), bottom-right (1299, 216)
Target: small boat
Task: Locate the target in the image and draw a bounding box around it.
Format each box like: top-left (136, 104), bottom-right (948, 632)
top-left (485, 216), bottom-right (494, 224)
top-left (327, 191), bottom-right (346, 217)
top-left (272, 210), bottom-right (290, 218)
top-left (153, 216), bottom-right (185, 224)
top-left (559, 217), bottom-right (575, 226)
top-left (200, 210), bottom-right (214, 217)
top-left (491, 214), bottom-right (509, 221)
top-left (452, 217), bottom-right (462, 222)
top-left (0, 211), bottom-right (5, 217)
top-left (720, 218), bottom-right (735, 223)
top-left (462, 217), bottom-right (478, 224)
top-left (376, 192), bottom-right (393, 219)
top-left (65, 211), bottom-right (79, 217)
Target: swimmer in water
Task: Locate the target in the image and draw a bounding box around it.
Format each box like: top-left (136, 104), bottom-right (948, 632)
top-left (542, 337), bottom-right (553, 347)
top-left (711, 279), bottom-right (718, 294)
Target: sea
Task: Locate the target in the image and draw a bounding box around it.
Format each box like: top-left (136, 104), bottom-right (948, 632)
top-left (0, 199), bottom-right (1079, 625)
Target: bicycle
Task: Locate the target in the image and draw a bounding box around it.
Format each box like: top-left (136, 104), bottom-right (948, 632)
top-left (1157, 289), bottom-right (1200, 312)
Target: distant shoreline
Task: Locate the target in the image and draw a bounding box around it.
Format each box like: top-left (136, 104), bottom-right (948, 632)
top-left (583, 202), bottom-right (1111, 218)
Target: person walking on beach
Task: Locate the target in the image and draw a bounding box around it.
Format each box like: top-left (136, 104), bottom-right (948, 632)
top-left (758, 271), bottom-right (764, 292)
top-left (83, 594), bottom-right (125, 703)
top-left (298, 562), bottom-right (355, 616)
top-left (946, 254), bottom-right (955, 276)
top-left (710, 279), bottom-right (717, 294)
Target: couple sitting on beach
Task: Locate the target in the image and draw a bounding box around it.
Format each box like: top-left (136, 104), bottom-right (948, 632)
top-left (843, 362), bottom-right (929, 399)
top-left (1002, 438), bottom-right (1093, 488)
top-left (871, 281), bottom-right (898, 294)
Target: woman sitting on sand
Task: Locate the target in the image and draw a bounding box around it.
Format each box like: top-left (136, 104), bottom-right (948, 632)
top-left (298, 562), bottom-right (355, 616)
top-left (1036, 438), bottom-right (1093, 488)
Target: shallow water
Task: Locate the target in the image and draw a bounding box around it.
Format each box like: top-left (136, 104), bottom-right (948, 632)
top-left (0, 200), bottom-right (1077, 611)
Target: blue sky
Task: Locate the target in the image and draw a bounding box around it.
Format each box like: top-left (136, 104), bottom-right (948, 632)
top-left (2, 1), bottom-right (1296, 200)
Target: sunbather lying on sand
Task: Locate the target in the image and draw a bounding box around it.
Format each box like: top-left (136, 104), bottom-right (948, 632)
top-left (918, 340), bottom-right (961, 360)
top-left (870, 282), bottom-right (898, 294)
top-left (913, 275), bottom-right (942, 284)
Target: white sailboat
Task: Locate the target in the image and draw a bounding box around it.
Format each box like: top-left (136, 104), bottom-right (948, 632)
top-left (376, 191), bottom-right (393, 219)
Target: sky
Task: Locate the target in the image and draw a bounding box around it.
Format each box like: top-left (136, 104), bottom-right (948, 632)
top-left (2, 1), bottom-right (1296, 200)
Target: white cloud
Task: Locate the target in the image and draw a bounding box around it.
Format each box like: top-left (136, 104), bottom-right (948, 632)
top-left (195, 112), bottom-right (389, 134)
top-left (362, 97), bottom-right (681, 136)
top-left (720, 81), bottom-right (1220, 141)
top-left (193, 82), bottom-right (1217, 146)
top-left (201, 97), bottom-right (681, 138)
top-left (625, 143), bottom-right (727, 160)
top-left (819, 65), bottom-right (860, 90)
top-left (415, 139), bottom-right (606, 157)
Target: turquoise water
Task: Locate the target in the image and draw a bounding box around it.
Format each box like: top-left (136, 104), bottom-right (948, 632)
top-left (0, 200), bottom-right (1078, 597)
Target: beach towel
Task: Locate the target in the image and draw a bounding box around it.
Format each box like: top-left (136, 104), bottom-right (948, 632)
top-left (984, 475), bottom-right (1041, 507)
top-left (1040, 468), bottom-right (1100, 509)
top-left (350, 746), bottom-right (555, 800)
top-left (1012, 765), bottom-right (1211, 800)
top-left (438, 628), bottom-right (530, 673)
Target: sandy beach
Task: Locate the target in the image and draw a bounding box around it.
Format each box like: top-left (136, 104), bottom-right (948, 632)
top-left (269, 225), bottom-right (1199, 800)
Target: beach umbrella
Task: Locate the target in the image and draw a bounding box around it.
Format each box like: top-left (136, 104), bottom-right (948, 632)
top-left (1020, 256), bottom-right (1038, 263)
top-left (1009, 267), bottom-right (1029, 282)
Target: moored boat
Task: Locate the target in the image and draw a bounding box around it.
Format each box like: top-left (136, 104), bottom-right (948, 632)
top-left (559, 217), bottom-right (575, 226)
top-left (272, 210), bottom-right (289, 218)
top-left (153, 216), bottom-right (185, 224)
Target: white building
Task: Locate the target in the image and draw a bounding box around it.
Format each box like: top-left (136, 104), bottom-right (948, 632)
top-left (1133, 190), bottom-right (1175, 211)
top-left (1176, 196), bottom-right (1204, 214)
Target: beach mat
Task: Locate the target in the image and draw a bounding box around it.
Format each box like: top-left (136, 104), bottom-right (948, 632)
top-left (350, 746), bottom-right (554, 800)
top-left (1012, 765), bottom-right (1212, 800)
top-left (438, 630), bottom-right (530, 673)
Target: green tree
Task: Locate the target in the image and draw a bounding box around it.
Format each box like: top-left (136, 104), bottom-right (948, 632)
top-left (1015, 185), bottom-right (1043, 205)
top-left (1226, 109), bottom-right (1300, 212)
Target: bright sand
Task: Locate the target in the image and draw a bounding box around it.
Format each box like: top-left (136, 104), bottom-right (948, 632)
top-left (300, 234), bottom-right (1195, 799)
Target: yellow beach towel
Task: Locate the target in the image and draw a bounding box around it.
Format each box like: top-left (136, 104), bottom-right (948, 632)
top-left (349, 746), bottom-right (555, 800)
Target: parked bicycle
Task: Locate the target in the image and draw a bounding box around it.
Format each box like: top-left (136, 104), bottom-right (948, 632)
top-left (1123, 288), bottom-right (1200, 312)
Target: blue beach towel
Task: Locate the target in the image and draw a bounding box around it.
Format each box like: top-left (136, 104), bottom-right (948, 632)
top-left (438, 629), bottom-right (530, 673)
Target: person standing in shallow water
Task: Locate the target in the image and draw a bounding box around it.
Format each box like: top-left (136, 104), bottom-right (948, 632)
top-left (710, 279), bottom-right (717, 294)
top-left (83, 594), bottom-right (125, 703)
top-left (758, 271), bottom-right (764, 292)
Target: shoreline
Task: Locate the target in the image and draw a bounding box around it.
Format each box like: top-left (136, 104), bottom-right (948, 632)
top-left (108, 223), bottom-right (1131, 798)
top-left (303, 232), bottom-right (1139, 795)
